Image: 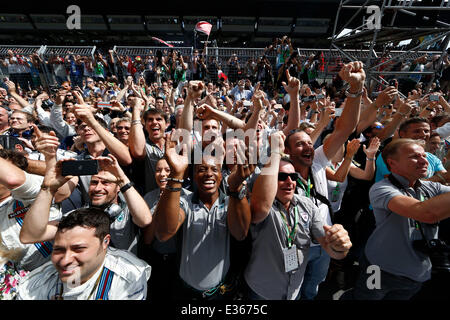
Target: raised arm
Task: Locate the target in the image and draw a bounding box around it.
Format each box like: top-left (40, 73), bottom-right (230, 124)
top-left (49, 90), bottom-right (76, 138)
top-left (323, 61), bottom-right (365, 160)
top-left (179, 81), bottom-right (204, 132)
top-left (20, 128), bottom-right (76, 244)
top-left (250, 131), bottom-right (285, 224)
top-left (375, 98), bottom-right (413, 143)
top-left (128, 97), bottom-right (147, 159)
top-left (4, 80), bottom-right (30, 108)
top-left (196, 103), bottom-right (245, 130)
top-left (356, 86), bottom-right (397, 134)
top-left (225, 141), bottom-right (254, 240)
top-left (154, 131), bottom-right (189, 242)
top-left (281, 70), bottom-right (301, 135)
top-left (349, 137), bottom-right (380, 181)
top-left (74, 103), bottom-right (132, 166)
top-left (96, 154), bottom-right (152, 227)
top-left (326, 139), bottom-right (360, 183)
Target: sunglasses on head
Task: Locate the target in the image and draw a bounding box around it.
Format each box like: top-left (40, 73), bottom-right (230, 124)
top-left (278, 172), bottom-right (299, 181)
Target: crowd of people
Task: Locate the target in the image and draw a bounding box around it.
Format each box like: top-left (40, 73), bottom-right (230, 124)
top-left (0, 36), bottom-right (450, 301)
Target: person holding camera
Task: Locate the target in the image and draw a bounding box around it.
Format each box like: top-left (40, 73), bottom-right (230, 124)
top-left (344, 138), bottom-right (450, 300)
top-left (19, 125), bottom-right (152, 256)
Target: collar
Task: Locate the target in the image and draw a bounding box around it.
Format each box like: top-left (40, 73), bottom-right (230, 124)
top-left (391, 172), bottom-right (423, 189)
top-left (80, 148), bottom-right (110, 159)
top-left (192, 188), bottom-right (226, 206)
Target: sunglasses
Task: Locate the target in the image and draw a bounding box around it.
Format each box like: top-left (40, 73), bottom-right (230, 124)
top-left (278, 172), bottom-right (299, 182)
top-left (116, 126), bottom-right (130, 130)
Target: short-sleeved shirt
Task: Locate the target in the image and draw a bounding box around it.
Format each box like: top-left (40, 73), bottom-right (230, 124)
top-left (367, 173), bottom-right (450, 282)
top-left (178, 191), bottom-right (231, 291)
top-left (244, 194), bottom-right (326, 300)
top-left (143, 140), bottom-right (165, 194)
top-left (375, 151), bottom-right (444, 182)
top-left (295, 145), bottom-right (332, 231)
top-left (143, 187), bottom-right (191, 255)
top-left (0, 172), bottom-right (61, 271)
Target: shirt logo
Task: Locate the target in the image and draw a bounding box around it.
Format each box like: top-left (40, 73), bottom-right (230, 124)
top-left (8, 200), bottom-right (29, 219)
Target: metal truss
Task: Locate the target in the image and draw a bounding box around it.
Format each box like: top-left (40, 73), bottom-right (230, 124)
top-left (328, 0), bottom-right (450, 92)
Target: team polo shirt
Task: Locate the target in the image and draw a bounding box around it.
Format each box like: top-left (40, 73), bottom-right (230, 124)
top-left (244, 194), bottom-right (326, 300)
top-left (367, 173), bottom-right (450, 282)
top-left (143, 140), bottom-right (165, 194)
top-left (178, 190), bottom-right (231, 291)
top-left (0, 172), bottom-right (61, 271)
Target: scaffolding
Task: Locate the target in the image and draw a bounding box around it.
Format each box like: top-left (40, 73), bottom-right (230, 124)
top-left (328, 0), bottom-right (450, 95)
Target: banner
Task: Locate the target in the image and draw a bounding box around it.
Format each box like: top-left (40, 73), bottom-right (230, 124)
top-left (151, 37), bottom-right (174, 48)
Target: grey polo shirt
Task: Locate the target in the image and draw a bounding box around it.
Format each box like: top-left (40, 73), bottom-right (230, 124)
top-left (178, 191), bottom-right (231, 291)
top-left (143, 140), bottom-right (165, 194)
top-left (143, 187), bottom-right (191, 255)
top-left (244, 194), bottom-right (326, 300)
top-left (367, 173), bottom-right (450, 282)
top-left (62, 193), bottom-right (140, 256)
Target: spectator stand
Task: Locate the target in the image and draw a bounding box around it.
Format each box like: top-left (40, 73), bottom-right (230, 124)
top-left (0, 45), bottom-right (44, 91)
top-left (205, 47), bottom-right (277, 83)
top-left (40, 45), bottom-right (97, 89)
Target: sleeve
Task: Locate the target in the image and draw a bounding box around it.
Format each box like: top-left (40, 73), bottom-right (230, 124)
top-left (120, 274), bottom-right (148, 300)
top-left (369, 181), bottom-right (403, 213)
top-left (313, 145), bottom-right (331, 169)
top-left (309, 201), bottom-right (327, 242)
top-left (427, 153), bottom-right (445, 173)
top-left (435, 122), bottom-right (450, 139)
top-left (35, 105), bottom-right (53, 127)
top-left (10, 172), bottom-right (43, 203)
top-left (49, 104), bottom-right (76, 139)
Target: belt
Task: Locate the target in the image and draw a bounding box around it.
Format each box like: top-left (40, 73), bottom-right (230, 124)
top-left (180, 277), bottom-right (231, 299)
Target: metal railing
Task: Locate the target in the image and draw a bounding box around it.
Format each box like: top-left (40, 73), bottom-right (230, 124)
top-left (0, 44), bottom-right (444, 92)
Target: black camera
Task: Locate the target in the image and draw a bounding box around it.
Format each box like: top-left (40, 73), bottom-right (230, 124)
top-left (61, 160), bottom-right (99, 176)
top-left (413, 238), bottom-right (450, 273)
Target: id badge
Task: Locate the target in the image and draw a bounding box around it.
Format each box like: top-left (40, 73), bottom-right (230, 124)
top-left (283, 245), bottom-right (299, 273)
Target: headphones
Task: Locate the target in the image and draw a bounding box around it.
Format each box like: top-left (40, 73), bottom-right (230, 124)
top-left (89, 202), bottom-right (122, 221)
top-left (104, 203), bottom-right (122, 220)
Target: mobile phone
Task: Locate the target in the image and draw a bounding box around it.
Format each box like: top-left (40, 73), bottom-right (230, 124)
top-left (61, 160), bottom-right (99, 176)
top-left (98, 101), bottom-right (112, 108)
top-left (430, 94), bottom-right (439, 101)
top-left (389, 79), bottom-right (397, 87)
top-left (334, 108), bottom-right (344, 117)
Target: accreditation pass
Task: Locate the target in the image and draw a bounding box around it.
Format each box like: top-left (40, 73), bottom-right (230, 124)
top-left (283, 245), bottom-right (299, 273)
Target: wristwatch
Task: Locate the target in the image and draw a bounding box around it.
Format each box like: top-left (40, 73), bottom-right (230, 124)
top-left (227, 184), bottom-right (247, 200)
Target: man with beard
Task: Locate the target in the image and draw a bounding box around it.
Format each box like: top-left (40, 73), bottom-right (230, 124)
top-left (19, 127), bottom-right (151, 256)
top-left (284, 61), bottom-right (366, 300)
